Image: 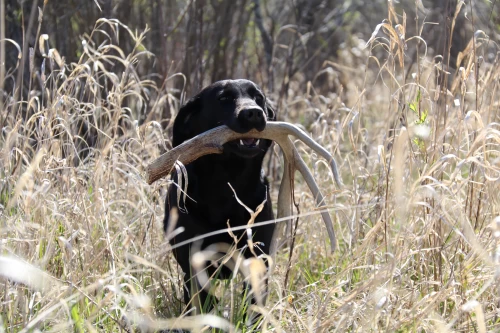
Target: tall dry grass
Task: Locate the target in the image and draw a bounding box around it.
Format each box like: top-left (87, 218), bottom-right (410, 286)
top-left (1, 1), bottom-right (500, 332)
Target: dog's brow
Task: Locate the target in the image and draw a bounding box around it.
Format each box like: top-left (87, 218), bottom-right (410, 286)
top-left (245, 88), bottom-right (263, 101)
top-left (217, 87), bottom-right (238, 97)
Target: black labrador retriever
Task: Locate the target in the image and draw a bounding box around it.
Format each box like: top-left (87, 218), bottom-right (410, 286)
top-left (164, 79), bottom-right (276, 312)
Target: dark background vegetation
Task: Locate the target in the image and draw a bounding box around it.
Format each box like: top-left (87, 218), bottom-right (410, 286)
top-left (4, 0), bottom-right (498, 123)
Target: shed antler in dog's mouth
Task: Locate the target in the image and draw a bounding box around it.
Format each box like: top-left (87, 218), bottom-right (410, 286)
top-left (146, 121), bottom-right (342, 253)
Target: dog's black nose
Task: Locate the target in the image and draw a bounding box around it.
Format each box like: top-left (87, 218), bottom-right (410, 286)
top-left (239, 108), bottom-right (266, 131)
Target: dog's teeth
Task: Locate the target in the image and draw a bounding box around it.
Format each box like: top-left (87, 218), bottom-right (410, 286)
top-left (240, 140), bottom-right (245, 145)
top-left (255, 139), bottom-right (260, 145)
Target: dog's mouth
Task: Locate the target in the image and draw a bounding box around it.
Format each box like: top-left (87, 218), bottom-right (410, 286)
top-left (224, 137), bottom-right (263, 158)
top-left (238, 138), bottom-right (260, 148)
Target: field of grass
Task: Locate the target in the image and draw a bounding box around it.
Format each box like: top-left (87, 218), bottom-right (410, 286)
top-left (1, 3), bottom-right (500, 333)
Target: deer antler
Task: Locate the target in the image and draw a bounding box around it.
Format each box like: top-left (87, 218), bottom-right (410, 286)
top-left (146, 121), bottom-right (342, 253)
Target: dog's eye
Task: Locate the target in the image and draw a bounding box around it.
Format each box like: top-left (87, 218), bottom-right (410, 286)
top-left (219, 95), bottom-right (233, 102)
top-left (255, 95), bottom-right (264, 104)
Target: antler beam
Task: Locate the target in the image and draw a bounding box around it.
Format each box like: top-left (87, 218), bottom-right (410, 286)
top-left (146, 121), bottom-right (342, 253)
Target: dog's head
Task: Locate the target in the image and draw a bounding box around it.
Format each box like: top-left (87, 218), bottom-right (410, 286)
top-left (172, 79), bottom-right (276, 158)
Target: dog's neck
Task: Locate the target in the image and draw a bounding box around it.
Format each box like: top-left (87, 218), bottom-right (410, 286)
top-left (173, 153), bottom-right (268, 225)
top-left (192, 153), bottom-right (266, 191)
top-left (179, 153), bottom-right (266, 215)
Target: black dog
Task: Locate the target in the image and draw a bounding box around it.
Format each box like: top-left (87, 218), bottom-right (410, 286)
top-left (164, 79), bottom-right (276, 312)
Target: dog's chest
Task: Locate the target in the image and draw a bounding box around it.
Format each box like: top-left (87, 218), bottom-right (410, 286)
top-left (190, 185), bottom-right (262, 226)
top-left (185, 166), bottom-right (266, 227)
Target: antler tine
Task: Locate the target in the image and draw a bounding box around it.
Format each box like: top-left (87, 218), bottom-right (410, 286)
top-left (272, 135), bottom-right (336, 253)
top-left (273, 122), bottom-right (342, 188)
top-left (270, 154), bottom-right (293, 256)
top-left (292, 144), bottom-right (337, 252)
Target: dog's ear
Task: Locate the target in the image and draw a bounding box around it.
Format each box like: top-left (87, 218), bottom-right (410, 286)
top-left (266, 100), bottom-right (276, 121)
top-left (172, 96), bottom-right (201, 147)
